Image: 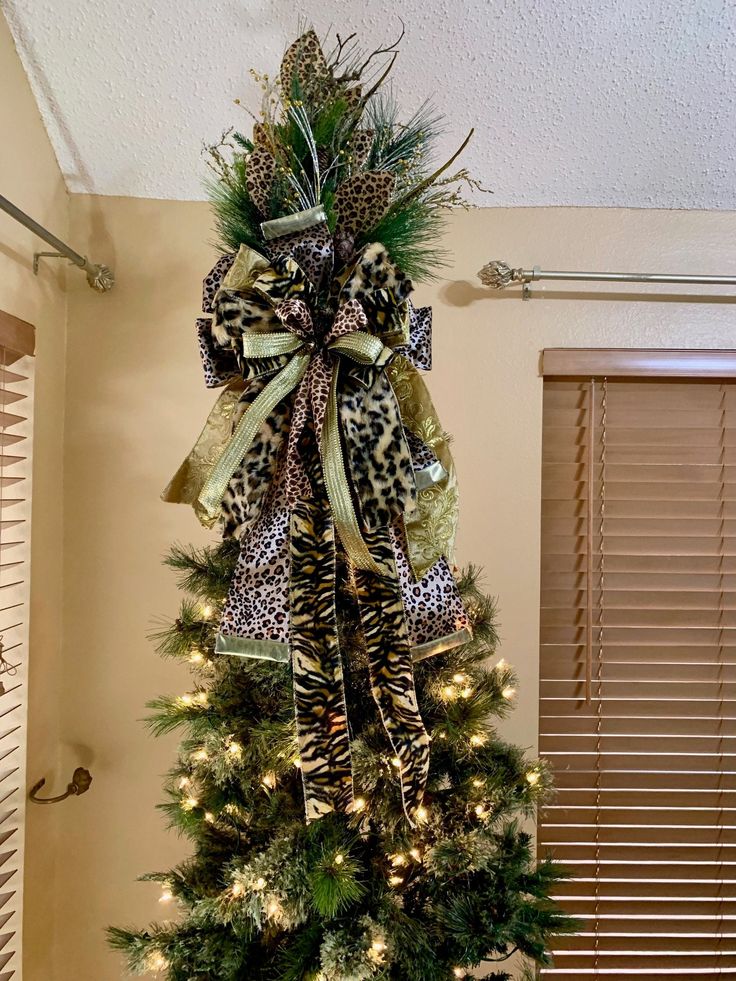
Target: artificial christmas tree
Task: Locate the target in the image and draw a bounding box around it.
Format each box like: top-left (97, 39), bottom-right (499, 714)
top-left (110, 28), bottom-right (572, 980)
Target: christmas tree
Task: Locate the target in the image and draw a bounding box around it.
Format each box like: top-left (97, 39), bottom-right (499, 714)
top-left (110, 28), bottom-right (572, 981)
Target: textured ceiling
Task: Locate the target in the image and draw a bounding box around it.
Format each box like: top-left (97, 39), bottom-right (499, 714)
top-left (4, 0), bottom-right (736, 208)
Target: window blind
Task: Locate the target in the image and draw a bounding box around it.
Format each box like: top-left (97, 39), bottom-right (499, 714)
top-left (539, 364), bottom-right (736, 978)
top-left (0, 311), bottom-right (34, 981)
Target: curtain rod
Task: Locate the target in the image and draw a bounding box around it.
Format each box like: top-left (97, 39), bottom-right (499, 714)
top-left (0, 194), bottom-right (114, 292)
top-left (478, 260), bottom-right (736, 299)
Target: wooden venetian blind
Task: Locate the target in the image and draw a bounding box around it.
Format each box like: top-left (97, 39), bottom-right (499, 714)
top-left (0, 311), bottom-right (34, 981)
top-left (538, 351), bottom-right (736, 979)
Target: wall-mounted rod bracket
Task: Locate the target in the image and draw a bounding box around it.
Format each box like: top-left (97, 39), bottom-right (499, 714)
top-left (1, 194), bottom-right (114, 292)
top-left (478, 259), bottom-right (736, 300)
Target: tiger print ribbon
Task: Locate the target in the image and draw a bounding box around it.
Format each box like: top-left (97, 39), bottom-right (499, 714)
top-left (197, 293), bottom-right (431, 822)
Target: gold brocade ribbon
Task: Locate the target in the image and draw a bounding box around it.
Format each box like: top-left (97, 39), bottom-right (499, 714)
top-left (196, 302), bottom-right (394, 574)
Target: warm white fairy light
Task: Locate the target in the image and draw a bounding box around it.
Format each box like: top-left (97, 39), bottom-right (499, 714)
top-left (474, 803), bottom-right (488, 818)
top-left (496, 658), bottom-right (507, 671)
top-left (294, 757), bottom-right (302, 769)
top-left (452, 673), bottom-right (466, 684)
top-left (226, 740), bottom-right (243, 759)
top-left (470, 734), bottom-right (487, 747)
top-left (179, 694), bottom-right (194, 706)
top-left (159, 886), bottom-right (173, 903)
top-left (526, 769), bottom-right (541, 786)
top-left (460, 687), bottom-right (472, 699)
top-left (334, 853), bottom-right (345, 866)
top-left (441, 684), bottom-right (457, 700)
top-left (388, 874), bottom-right (403, 887)
top-left (502, 686), bottom-right (517, 700)
top-left (204, 811), bottom-right (215, 823)
top-left (146, 951), bottom-right (169, 972)
top-left (391, 756), bottom-right (402, 769)
top-left (191, 748), bottom-right (209, 762)
top-left (472, 778), bottom-right (483, 788)
top-left (181, 795), bottom-right (199, 811)
top-left (416, 805), bottom-right (429, 823)
top-left (200, 604), bottom-right (213, 620)
top-left (195, 691), bottom-right (209, 707)
top-left (254, 877), bottom-right (266, 891)
top-left (231, 881), bottom-right (245, 897)
top-left (369, 939), bottom-right (387, 963)
top-left (178, 776), bottom-right (191, 790)
top-left (267, 898), bottom-right (282, 918)
top-left (189, 650), bottom-right (205, 665)
top-left (261, 772), bottom-right (276, 789)
top-left (352, 797), bottom-right (366, 813)
top-left (409, 847), bottom-right (422, 862)
top-left (391, 853), bottom-right (406, 867)
top-left (453, 968), bottom-right (465, 979)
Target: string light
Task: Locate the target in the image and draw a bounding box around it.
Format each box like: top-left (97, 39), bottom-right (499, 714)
top-left (191, 748), bottom-right (209, 762)
top-left (453, 969), bottom-right (465, 979)
top-left (181, 795), bottom-right (199, 811)
top-left (231, 881), bottom-right (245, 897)
top-left (472, 778), bottom-right (483, 788)
top-left (200, 604), bottom-right (213, 620)
top-left (369, 939), bottom-right (386, 963)
top-left (389, 874), bottom-right (403, 887)
top-left (391, 756), bottom-right (402, 769)
top-left (441, 684), bottom-right (457, 700)
top-left (526, 769), bottom-right (541, 786)
top-left (189, 650), bottom-right (205, 665)
top-left (460, 687), bottom-right (472, 699)
top-left (261, 772), bottom-right (276, 789)
top-left (452, 673), bottom-right (466, 684)
top-left (391, 853), bottom-right (406, 867)
top-left (416, 805), bottom-right (429, 823)
top-left (254, 877), bottom-right (266, 891)
top-left (409, 847), bottom-right (422, 862)
top-left (334, 853), bottom-right (345, 866)
top-left (470, 734), bottom-right (487, 747)
top-left (178, 776), bottom-right (191, 789)
top-left (352, 797), bottom-right (366, 813)
top-left (195, 691), bottom-right (209, 707)
top-left (474, 803), bottom-right (487, 818)
top-left (294, 757), bottom-right (302, 769)
top-left (226, 740), bottom-right (243, 759)
top-left (179, 694), bottom-right (193, 706)
top-left (496, 658), bottom-right (507, 671)
top-left (146, 952), bottom-right (169, 972)
top-left (159, 886), bottom-right (173, 903)
top-left (204, 811), bottom-right (215, 823)
top-left (502, 686), bottom-right (517, 700)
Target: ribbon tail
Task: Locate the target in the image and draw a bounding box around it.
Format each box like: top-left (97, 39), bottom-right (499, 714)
top-left (353, 526), bottom-right (430, 824)
top-left (322, 367), bottom-right (381, 573)
top-left (198, 352), bottom-right (310, 519)
top-left (290, 498), bottom-right (354, 821)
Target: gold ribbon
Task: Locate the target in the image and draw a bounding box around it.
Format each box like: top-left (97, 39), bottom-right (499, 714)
top-left (196, 315), bottom-right (395, 573)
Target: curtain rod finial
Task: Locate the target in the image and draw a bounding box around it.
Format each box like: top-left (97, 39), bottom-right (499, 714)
top-left (477, 259), bottom-right (523, 290)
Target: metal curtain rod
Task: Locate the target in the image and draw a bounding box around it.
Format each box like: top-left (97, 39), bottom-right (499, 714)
top-left (478, 260), bottom-right (736, 300)
top-left (0, 194), bottom-right (114, 292)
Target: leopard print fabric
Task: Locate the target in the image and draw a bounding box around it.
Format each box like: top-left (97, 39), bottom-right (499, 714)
top-left (202, 253), bottom-right (235, 314)
top-left (266, 221), bottom-right (334, 292)
top-left (390, 520), bottom-right (470, 654)
top-left (334, 172), bottom-right (395, 252)
top-left (220, 377), bottom-right (290, 540)
top-left (341, 372), bottom-right (416, 529)
top-left (338, 242), bottom-right (412, 305)
top-left (354, 524), bottom-right (431, 823)
top-left (245, 145), bottom-right (277, 217)
top-left (197, 318), bottom-right (239, 389)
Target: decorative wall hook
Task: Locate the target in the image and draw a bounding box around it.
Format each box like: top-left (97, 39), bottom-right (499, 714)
top-left (29, 766), bottom-right (93, 804)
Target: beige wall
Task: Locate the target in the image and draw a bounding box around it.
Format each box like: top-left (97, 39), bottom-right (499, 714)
top-left (0, 15), bottom-right (69, 981)
top-left (55, 197), bottom-right (736, 979)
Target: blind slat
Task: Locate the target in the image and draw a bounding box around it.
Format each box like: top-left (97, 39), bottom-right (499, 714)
top-left (540, 375), bottom-right (736, 974)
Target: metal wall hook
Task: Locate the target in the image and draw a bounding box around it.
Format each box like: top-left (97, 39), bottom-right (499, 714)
top-left (29, 766), bottom-right (93, 804)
